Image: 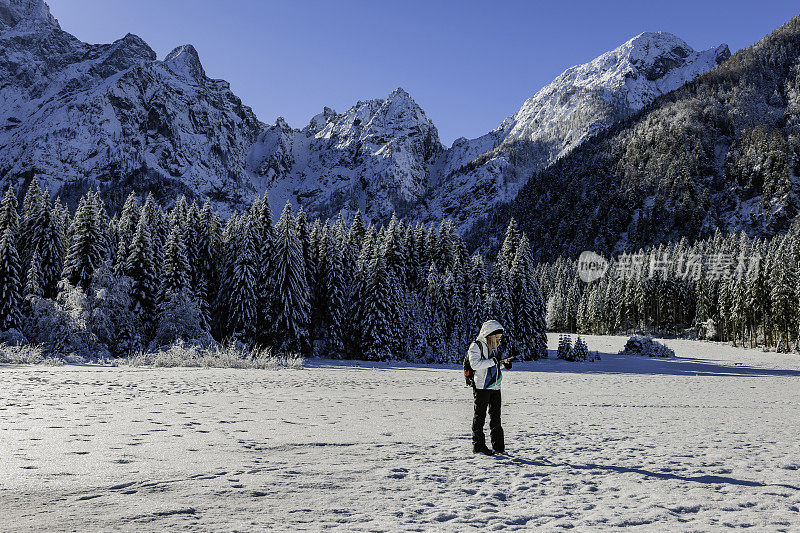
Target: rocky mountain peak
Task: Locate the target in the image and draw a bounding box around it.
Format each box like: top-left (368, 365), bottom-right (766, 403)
top-left (163, 44), bottom-right (205, 80)
top-left (307, 106), bottom-right (337, 131)
top-left (618, 31), bottom-right (730, 85)
top-left (0, 0), bottom-right (59, 31)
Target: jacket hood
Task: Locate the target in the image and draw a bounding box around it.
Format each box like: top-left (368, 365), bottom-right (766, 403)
top-left (478, 319), bottom-right (504, 340)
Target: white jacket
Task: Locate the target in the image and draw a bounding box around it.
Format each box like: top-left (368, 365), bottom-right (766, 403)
top-left (468, 320), bottom-right (505, 390)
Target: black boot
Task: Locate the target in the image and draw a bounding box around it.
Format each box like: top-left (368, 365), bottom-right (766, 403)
top-left (473, 445), bottom-right (494, 456)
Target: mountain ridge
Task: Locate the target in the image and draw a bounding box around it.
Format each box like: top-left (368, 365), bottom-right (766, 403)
top-left (484, 12), bottom-right (800, 262)
top-left (0, 0), bottom-right (733, 239)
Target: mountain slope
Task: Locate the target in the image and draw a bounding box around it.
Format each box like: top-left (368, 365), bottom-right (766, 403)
top-left (0, 0), bottom-right (263, 213)
top-left (420, 32), bottom-right (729, 232)
top-left (483, 13), bottom-right (800, 262)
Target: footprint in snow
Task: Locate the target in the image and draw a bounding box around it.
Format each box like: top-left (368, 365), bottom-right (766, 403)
top-left (388, 467), bottom-right (408, 479)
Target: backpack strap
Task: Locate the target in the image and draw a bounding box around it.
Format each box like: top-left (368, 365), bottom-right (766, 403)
top-left (476, 339), bottom-right (486, 360)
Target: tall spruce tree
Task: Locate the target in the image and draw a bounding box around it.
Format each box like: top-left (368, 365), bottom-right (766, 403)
top-left (25, 249), bottom-right (42, 298)
top-left (62, 192), bottom-right (105, 289)
top-left (323, 223), bottom-right (346, 354)
top-left (161, 218), bottom-right (190, 297)
top-left (362, 250), bottom-right (394, 361)
top-left (770, 241), bottom-right (795, 350)
top-left (250, 194), bottom-right (274, 344)
top-left (115, 192), bottom-right (140, 273)
top-left (227, 220), bottom-right (258, 341)
top-left (0, 228), bottom-right (22, 331)
top-left (497, 218), bottom-right (521, 275)
top-left (125, 216), bottom-right (158, 333)
top-left (19, 176), bottom-right (44, 266)
top-left (0, 186), bottom-right (19, 237)
top-left (271, 202), bottom-right (310, 354)
top-left (424, 263), bottom-right (447, 363)
top-left (28, 196), bottom-right (63, 298)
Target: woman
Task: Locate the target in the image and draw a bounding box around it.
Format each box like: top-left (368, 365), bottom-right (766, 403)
top-left (468, 319), bottom-right (513, 456)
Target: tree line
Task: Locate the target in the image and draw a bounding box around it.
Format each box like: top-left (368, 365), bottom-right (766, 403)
top-left (538, 228), bottom-right (800, 351)
top-left (0, 176), bottom-right (547, 362)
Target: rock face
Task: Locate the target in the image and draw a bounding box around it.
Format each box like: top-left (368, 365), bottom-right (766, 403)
top-left (0, 0), bottom-right (263, 213)
top-left (249, 88), bottom-right (444, 220)
top-left (0, 1), bottom-right (729, 225)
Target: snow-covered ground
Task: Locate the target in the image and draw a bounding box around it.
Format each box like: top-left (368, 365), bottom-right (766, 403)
top-left (3, 334), bottom-right (800, 531)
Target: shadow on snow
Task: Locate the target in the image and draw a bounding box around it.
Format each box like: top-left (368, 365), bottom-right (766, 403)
top-left (499, 456), bottom-right (800, 491)
top-left (305, 352), bottom-right (800, 378)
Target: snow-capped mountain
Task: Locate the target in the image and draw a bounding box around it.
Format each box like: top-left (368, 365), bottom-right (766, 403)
top-left (0, 0), bottom-right (263, 214)
top-left (420, 32), bottom-right (730, 232)
top-left (249, 88), bottom-right (443, 220)
top-left (252, 32), bottom-right (728, 227)
top-left (0, 0), bottom-right (729, 228)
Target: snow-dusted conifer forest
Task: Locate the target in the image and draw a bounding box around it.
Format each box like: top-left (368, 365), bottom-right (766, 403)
top-left (0, 176), bottom-right (548, 362)
top-left (539, 230), bottom-right (800, 352)
top-left (4, 1), bottom-right (800, 530)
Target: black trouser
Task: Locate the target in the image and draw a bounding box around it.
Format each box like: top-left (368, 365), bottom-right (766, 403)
top-left (472, 388), bottom-right (504, 451)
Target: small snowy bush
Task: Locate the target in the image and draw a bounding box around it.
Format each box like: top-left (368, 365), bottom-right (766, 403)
top-left (556, 334), bottom-right (594, 361)
top-left (619, 336), bottom-right (674, 358)
top-left (572, 336), bottom-right (589, 361)
top-left (697, 319), bottom-right (717, 341)
top-left (0, 343), bottom-right (66, 365)
top-left (121, 339), bottom-right (303, 369)
top-left (0, 328), bottom-right (27, 346)
top-left (150, 289), bottom-right (213, 351)
top-left (557, 334), bottom-right (572, 360)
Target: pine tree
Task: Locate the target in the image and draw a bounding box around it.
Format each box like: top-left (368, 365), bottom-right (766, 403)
top-left (227, 220), bottom-right (258, 341)
top-left (348, 210), bottom-right (366, 250)
top-left (21, 175), bottom-right (43, 222)
top-left (91, 191), bottom-right (112, 263)
top-left (424, 263), bottom-right (447, 363)
top-left (322, 223), bottom-right (346, 354)
top-left (557, 334), bottom-right (572, 360)
top-left (770, 241), bottom-right (795, 351)
top-left (0, 185), bottom-right (19, 237)
top-left (19, 176), bottom-right (44, 266)
top-left (161, 218), bottom-right (190, 297)
top-left (62, 192), bottom-right (105, 290)
top-left (468, 254), bottom-right (488, 328)
top-left (125, 217), bottom-right (158, 331)
top-left (249, 194), bottom-right (274, 343)
top-left (271, 202), bottom-right (311, 354)
top-left (308, 218), bottom-right (324, 341)
top-left (573, 336), bottom-right (589, 361)
top-left (182, 201), bottom-right (201, 288)
top-left (140, 193), bottom-right (165, 279)
top-left (25, 249), bottom-right (42, 298)
top-left (115, 192), bottom-right (140, 273)
top-left (382, 214), bottom-right (406, 286)
top-left (196, 200), bottom-right (219, 329)
top-left (362, 249), bottom-right (395, 361)
top-left (497, 218), bottom-right (521, 275)
top-left (0, 228), bottom-right (22, 331)
top-left (413, 222), bottom-right (428, 291)
top-left (344, 225), bottom-right (374, 358)
top-left (28, 196), bottom-right (62, 298)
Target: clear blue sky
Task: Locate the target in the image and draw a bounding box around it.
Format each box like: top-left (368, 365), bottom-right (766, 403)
top-left (46, 0), bottom-right (800, 146)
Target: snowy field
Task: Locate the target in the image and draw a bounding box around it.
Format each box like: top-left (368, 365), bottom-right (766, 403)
top-left (3, 334), bottom-right (800, 531)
